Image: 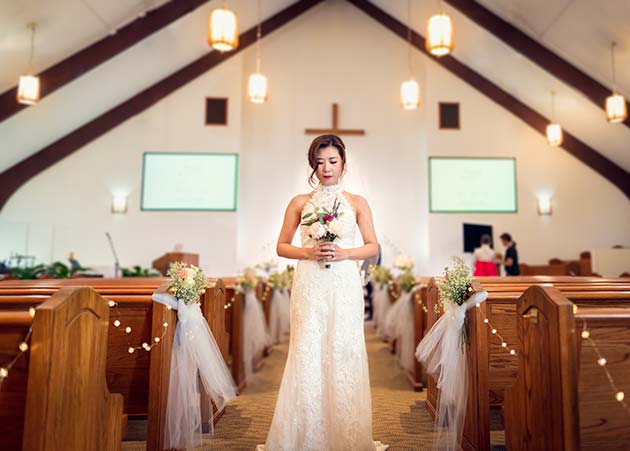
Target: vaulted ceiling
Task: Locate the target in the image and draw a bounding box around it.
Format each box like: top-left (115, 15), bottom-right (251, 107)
top-left (1, 0), bottom-right (628, 195)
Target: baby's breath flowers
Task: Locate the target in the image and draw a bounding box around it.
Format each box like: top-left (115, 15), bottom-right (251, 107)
top-left (166, 262), bottom-right (209, 305)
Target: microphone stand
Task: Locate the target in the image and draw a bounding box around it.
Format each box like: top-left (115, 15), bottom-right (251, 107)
top-left (105, 232), bottom-right (120, 278)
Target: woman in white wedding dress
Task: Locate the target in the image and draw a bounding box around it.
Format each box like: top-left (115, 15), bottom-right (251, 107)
top-left (257, 135), bottom-right (388, 451)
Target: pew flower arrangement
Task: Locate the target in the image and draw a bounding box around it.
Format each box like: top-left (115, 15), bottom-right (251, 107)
top-left (394, 255), bottom-right (414, 272)
top-left (151, 262), bottom-right (237, 448)
top-left (436, 257), bottom-right (476, 347)
top-left (166, 262), bottom-right (209, 305)
top-left (236, 268), bottom-right (258, 293)
top-left (368, 264), bottom-right (392, 289)
top-left (301, 197), bottom-right (343, 269)
top-left (396, 270), bottom-right (416, 293)
top-left (415, 256), bottom-right (488, 451)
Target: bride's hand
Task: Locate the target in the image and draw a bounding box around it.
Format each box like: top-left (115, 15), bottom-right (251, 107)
top-left (307, 243), bottom-right (336, 261)
top-left (324, 244), bottom-right (349, 262)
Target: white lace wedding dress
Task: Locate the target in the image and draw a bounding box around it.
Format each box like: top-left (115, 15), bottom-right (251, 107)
top-left (257, 184), bottom-right (388, 451)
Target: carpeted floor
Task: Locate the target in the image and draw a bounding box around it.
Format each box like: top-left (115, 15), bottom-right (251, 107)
top-left (122, 325), bottom-right (438, 450)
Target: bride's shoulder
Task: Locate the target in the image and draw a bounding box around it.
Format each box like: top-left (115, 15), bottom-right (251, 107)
top-left (287, 193), bottom-right (312, 210)
top-left (342, 192), bottom-right (371, 213)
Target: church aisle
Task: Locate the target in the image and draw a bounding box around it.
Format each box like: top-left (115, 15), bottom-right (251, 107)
top-left (122, 326), bottom-right (436, 450)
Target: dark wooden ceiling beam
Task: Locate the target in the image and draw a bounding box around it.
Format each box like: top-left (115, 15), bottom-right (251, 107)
top-left (346, 0), bottom-right (629, 199)
top-left (0, 0), bottom-right (325, 211)
top-left (444, 0), bottom-right (630, 129)
top-left (0, 0), bottom-right (212, 123)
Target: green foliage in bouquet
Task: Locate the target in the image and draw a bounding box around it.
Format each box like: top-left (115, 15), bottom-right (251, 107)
top-left (396, 269), bottom-right (416, 293)
top-left (122, 265), bottom-right (160, 277)
top-left (368, 264), bottom-right (392, 289)
top-left (236, 268), bottom-right (258, 293)
top-left (166, 262), bottom-right (210, 305)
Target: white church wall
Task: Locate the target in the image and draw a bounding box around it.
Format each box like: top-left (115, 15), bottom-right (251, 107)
top-left (1, 54), bottom-right (244, 276)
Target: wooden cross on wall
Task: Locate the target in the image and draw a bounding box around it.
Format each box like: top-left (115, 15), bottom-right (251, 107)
top-left (305, 103), bottom-right (365, 136)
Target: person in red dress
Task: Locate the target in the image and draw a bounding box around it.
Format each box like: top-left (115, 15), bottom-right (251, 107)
top-left (472, 234), bottom-right (498, 276)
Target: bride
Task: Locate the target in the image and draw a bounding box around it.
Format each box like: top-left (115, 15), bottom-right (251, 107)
top-left (257, 134), bottom-right (388, 451)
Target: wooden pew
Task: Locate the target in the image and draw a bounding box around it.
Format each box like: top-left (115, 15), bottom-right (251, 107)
top-left (0, 278), bottom-right (229, 450)
top-left (223, 281), bottom-right (245, 390)
top-left (0, 287), bottom-right (125, 451)
top-left (503, 286), bottom-right (630, 450)
top-left (424, 276), bottom-right (630, 451)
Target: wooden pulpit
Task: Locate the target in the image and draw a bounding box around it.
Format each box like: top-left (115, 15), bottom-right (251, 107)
top-left (152, 252), bottom-right (199, 276)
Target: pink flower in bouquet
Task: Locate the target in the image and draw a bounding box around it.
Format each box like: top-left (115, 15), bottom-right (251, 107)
top-left (309, 221), bottom-right (326, 239)
top-left (323, 214), bottom-right (334, 222)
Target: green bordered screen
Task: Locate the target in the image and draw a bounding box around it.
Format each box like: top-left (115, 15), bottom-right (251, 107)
top-left (141, 152), bottom-right (238, 211)
top-left (429, 157), bottom-right (517, 213)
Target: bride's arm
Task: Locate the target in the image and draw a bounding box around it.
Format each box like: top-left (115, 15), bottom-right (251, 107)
top-left (277, 195), bottom-right (331, 261)
top-left (329, 195), bottom-right (378, 262)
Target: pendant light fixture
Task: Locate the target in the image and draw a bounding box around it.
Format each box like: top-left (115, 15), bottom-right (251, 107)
top-left (17, 22), bottom-right (40, 105)
top-left (208, 3), bottom-right (239, 52)
top-left (248, 0), bottom-right (268, 104)
top-left (426, 1), bottom-right (454, 57)
top-left (546, 90), bottom-right (562, 146)
top-left (605, 42), bottom-right (627, 123)
top-left (401, 0), bottom-right (420, 110)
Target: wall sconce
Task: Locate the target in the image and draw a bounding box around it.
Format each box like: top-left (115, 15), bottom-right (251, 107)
top-left (537, 195), bottom-right (552, 215)
top-left (111, 194), bottom-right (128, 214)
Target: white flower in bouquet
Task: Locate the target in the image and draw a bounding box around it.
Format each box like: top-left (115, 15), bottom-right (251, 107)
top-left (394, 255), bottom-right (415, 271)
top-left (166, 262), bottom-right (209, 305)
top-left (309, 221), bottom-right (326, 240)
top-left (328, 218), bottom-right (343, 237)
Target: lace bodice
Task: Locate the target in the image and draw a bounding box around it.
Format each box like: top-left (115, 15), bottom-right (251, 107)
top-left (300, 184), bottom-right (356, 249)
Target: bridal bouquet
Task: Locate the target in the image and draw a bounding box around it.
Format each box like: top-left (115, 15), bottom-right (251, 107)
top-left (301, 197), bottom-right (344, 269)
top-left (166, 262), bottom-right (210, 304)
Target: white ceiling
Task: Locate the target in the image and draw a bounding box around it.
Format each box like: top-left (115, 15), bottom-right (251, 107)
top-left (1, 0), bottom-right (628, 176)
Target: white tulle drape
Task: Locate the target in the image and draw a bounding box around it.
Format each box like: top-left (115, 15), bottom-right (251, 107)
top-left (269, 288), bottom-right (291, 344)
top-left (151, 293), bottom-right (238, 450)
top-left (415, 291), bottom-right (488, 451)
top-left (372, 284), bottom-right (390, 338)
top-left (382, 284), bottom-right (423, 373)
top-left (242, 290), bottom-right (271, 381)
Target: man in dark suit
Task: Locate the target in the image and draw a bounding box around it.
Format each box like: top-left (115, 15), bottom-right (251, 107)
top-left (499, 233), bottom-right (520, 276)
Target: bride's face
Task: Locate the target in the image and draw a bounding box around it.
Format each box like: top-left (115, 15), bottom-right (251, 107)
top-left (315, 146), bottom-right (343, 185)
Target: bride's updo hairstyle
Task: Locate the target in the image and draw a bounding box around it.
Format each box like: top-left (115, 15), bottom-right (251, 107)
top-left (307, 134), bottom-right (347, 188)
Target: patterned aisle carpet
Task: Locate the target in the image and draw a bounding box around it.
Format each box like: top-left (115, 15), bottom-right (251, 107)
top-left (122, 325), bottom-right (437, 450)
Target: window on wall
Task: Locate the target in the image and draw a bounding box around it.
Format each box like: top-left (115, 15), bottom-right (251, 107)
top-left (141, 152), bottom-right (238, 211)
top-left (439, 102), bottom-right (460, 129)
top-left (429, 157), bottom-right (517, 213)
top-left (205, 97), bottom-right (228, 125)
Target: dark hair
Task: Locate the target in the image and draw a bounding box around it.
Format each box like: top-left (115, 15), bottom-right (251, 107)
top-left (480, 234), bottom-right (491, 245)
top-left (500, 233), bottom-right (512, 242)
top-left (307, 134), bottom-right (346, 188)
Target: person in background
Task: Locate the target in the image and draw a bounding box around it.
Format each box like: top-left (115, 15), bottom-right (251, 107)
top-left (499, 233), bottom-right (520, 276)
top-left (68, 251), bottom-right (81, 272)
top-left (472, 234), bottom-right (498, 276)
